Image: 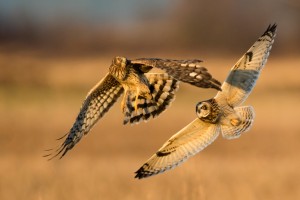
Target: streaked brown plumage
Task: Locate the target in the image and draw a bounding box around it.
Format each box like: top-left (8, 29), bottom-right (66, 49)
top-left (45, 56), bottom-right (221, 159)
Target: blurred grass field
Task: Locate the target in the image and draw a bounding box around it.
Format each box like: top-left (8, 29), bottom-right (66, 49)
top-left (0, 52), bottom-right (299, 200)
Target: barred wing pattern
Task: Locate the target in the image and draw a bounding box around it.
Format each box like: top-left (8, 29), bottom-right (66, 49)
top-left (123, 73), bottom-right (179, 124)
top-left (215, 24), bottom-right (277, 107)
top-left (130, 58), bottom-right (221, 90)
top-left (135, 118), bottom-right (220, 179)
top-left (45, 74), bottom-right (123, 159)
top-left (45, 56), bottom-right (221, 160)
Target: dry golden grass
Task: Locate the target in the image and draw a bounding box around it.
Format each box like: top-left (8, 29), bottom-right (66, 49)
top-left (0, 52), bottom-right (299, 200)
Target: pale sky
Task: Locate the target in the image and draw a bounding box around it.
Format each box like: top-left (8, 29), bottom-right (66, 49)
top-left (0, 0), bottom-right (175, 25)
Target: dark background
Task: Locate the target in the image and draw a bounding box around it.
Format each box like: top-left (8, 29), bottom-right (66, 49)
top-left (0, 0), bottom-right (299, 55)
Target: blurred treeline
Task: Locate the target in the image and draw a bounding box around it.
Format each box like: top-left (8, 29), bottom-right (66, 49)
top-left (0, 0), bottom-right (299, 55)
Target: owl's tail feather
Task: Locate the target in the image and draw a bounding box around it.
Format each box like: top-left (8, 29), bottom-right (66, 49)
top-left (123, 73), bottom-right (179, 125)
top-left (221, 106), bottom-right (255, 140)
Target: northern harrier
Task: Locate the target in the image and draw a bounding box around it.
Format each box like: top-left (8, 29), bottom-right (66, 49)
top-left (45, 57), bottom-right (221, 159)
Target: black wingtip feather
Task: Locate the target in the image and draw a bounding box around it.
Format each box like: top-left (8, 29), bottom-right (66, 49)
top-left (43, 140), bottom-right (71, 160)
top-left (263, 23), bottom-right (277, 36)
top-left (134, 167), bottom-right (149, 179)
top-left (56, 133), bottom-right (68, 140)
top-left (211, 78), bottom-right (222, 91)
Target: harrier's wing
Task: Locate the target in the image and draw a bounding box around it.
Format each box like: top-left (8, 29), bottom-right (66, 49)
top-left (215, 24), bottom-right (277, 107)
top-left (135, 118), bottom-right (220, 179)
top-left (130, 58), bottom-right (221, 90)
top-left (123, 73), bottom-right (179, 125)
top-left (45, 73), bottom-right (123, 159)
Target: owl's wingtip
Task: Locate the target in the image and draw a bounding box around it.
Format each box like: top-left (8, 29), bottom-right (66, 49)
top-left (263, 23), bottom-right (277, 36)
top-left (134, 167), bottom-right (150, 179)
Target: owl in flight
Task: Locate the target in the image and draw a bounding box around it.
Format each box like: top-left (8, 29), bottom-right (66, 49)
top-left (45, 57), bottom-right (221, 159)
top-left (135, 24), bottom-right (277, 179)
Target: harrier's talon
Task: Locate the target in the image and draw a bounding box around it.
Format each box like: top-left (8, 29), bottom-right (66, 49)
top-left (121, 89), bottom-right (129, 113)
top-left (121, 95), bottom-right (126, 113)
top-left (134, 95), bottom-right (139, 114)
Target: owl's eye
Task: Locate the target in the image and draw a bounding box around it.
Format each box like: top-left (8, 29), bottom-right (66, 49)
top-left (201, 105), bottom-right (207, 110)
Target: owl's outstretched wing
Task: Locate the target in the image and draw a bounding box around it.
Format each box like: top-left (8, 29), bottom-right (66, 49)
top-left (130, 58), bottom-right (221, 90)
top-left (45, 74), bottom-right (123, 159)
top-left (135, 118), bottom-right (220, 179)
top-left (215, 24), bottom-right (277, 107)
top-left (123, 73), bottom-right (179, 125)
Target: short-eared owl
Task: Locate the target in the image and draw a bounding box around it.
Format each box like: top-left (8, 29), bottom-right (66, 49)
top-left (135, 24), bottom-right (277, 179)
top-left (45, 57), bottom-right (221, 159)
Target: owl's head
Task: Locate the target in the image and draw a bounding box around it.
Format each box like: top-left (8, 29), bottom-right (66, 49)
top-left (196, 99), bottom-right (220, 123)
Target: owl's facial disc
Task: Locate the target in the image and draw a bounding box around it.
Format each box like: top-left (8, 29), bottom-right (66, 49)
top-left (196, 99), bottom-right (220, 123)
top-left (196, 101), bottom-right (211, 118)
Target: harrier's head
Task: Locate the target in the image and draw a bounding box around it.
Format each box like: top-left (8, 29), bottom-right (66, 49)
top-left (109, 56), bottom-right (129, 81)
top-left (112, 56), bottom-right (127, 68)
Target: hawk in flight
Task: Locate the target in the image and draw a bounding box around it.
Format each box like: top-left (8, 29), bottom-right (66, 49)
top-left (135, 24), bottom-right (277, 179)
top-left (45, 57), bottom-right (221, 159)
